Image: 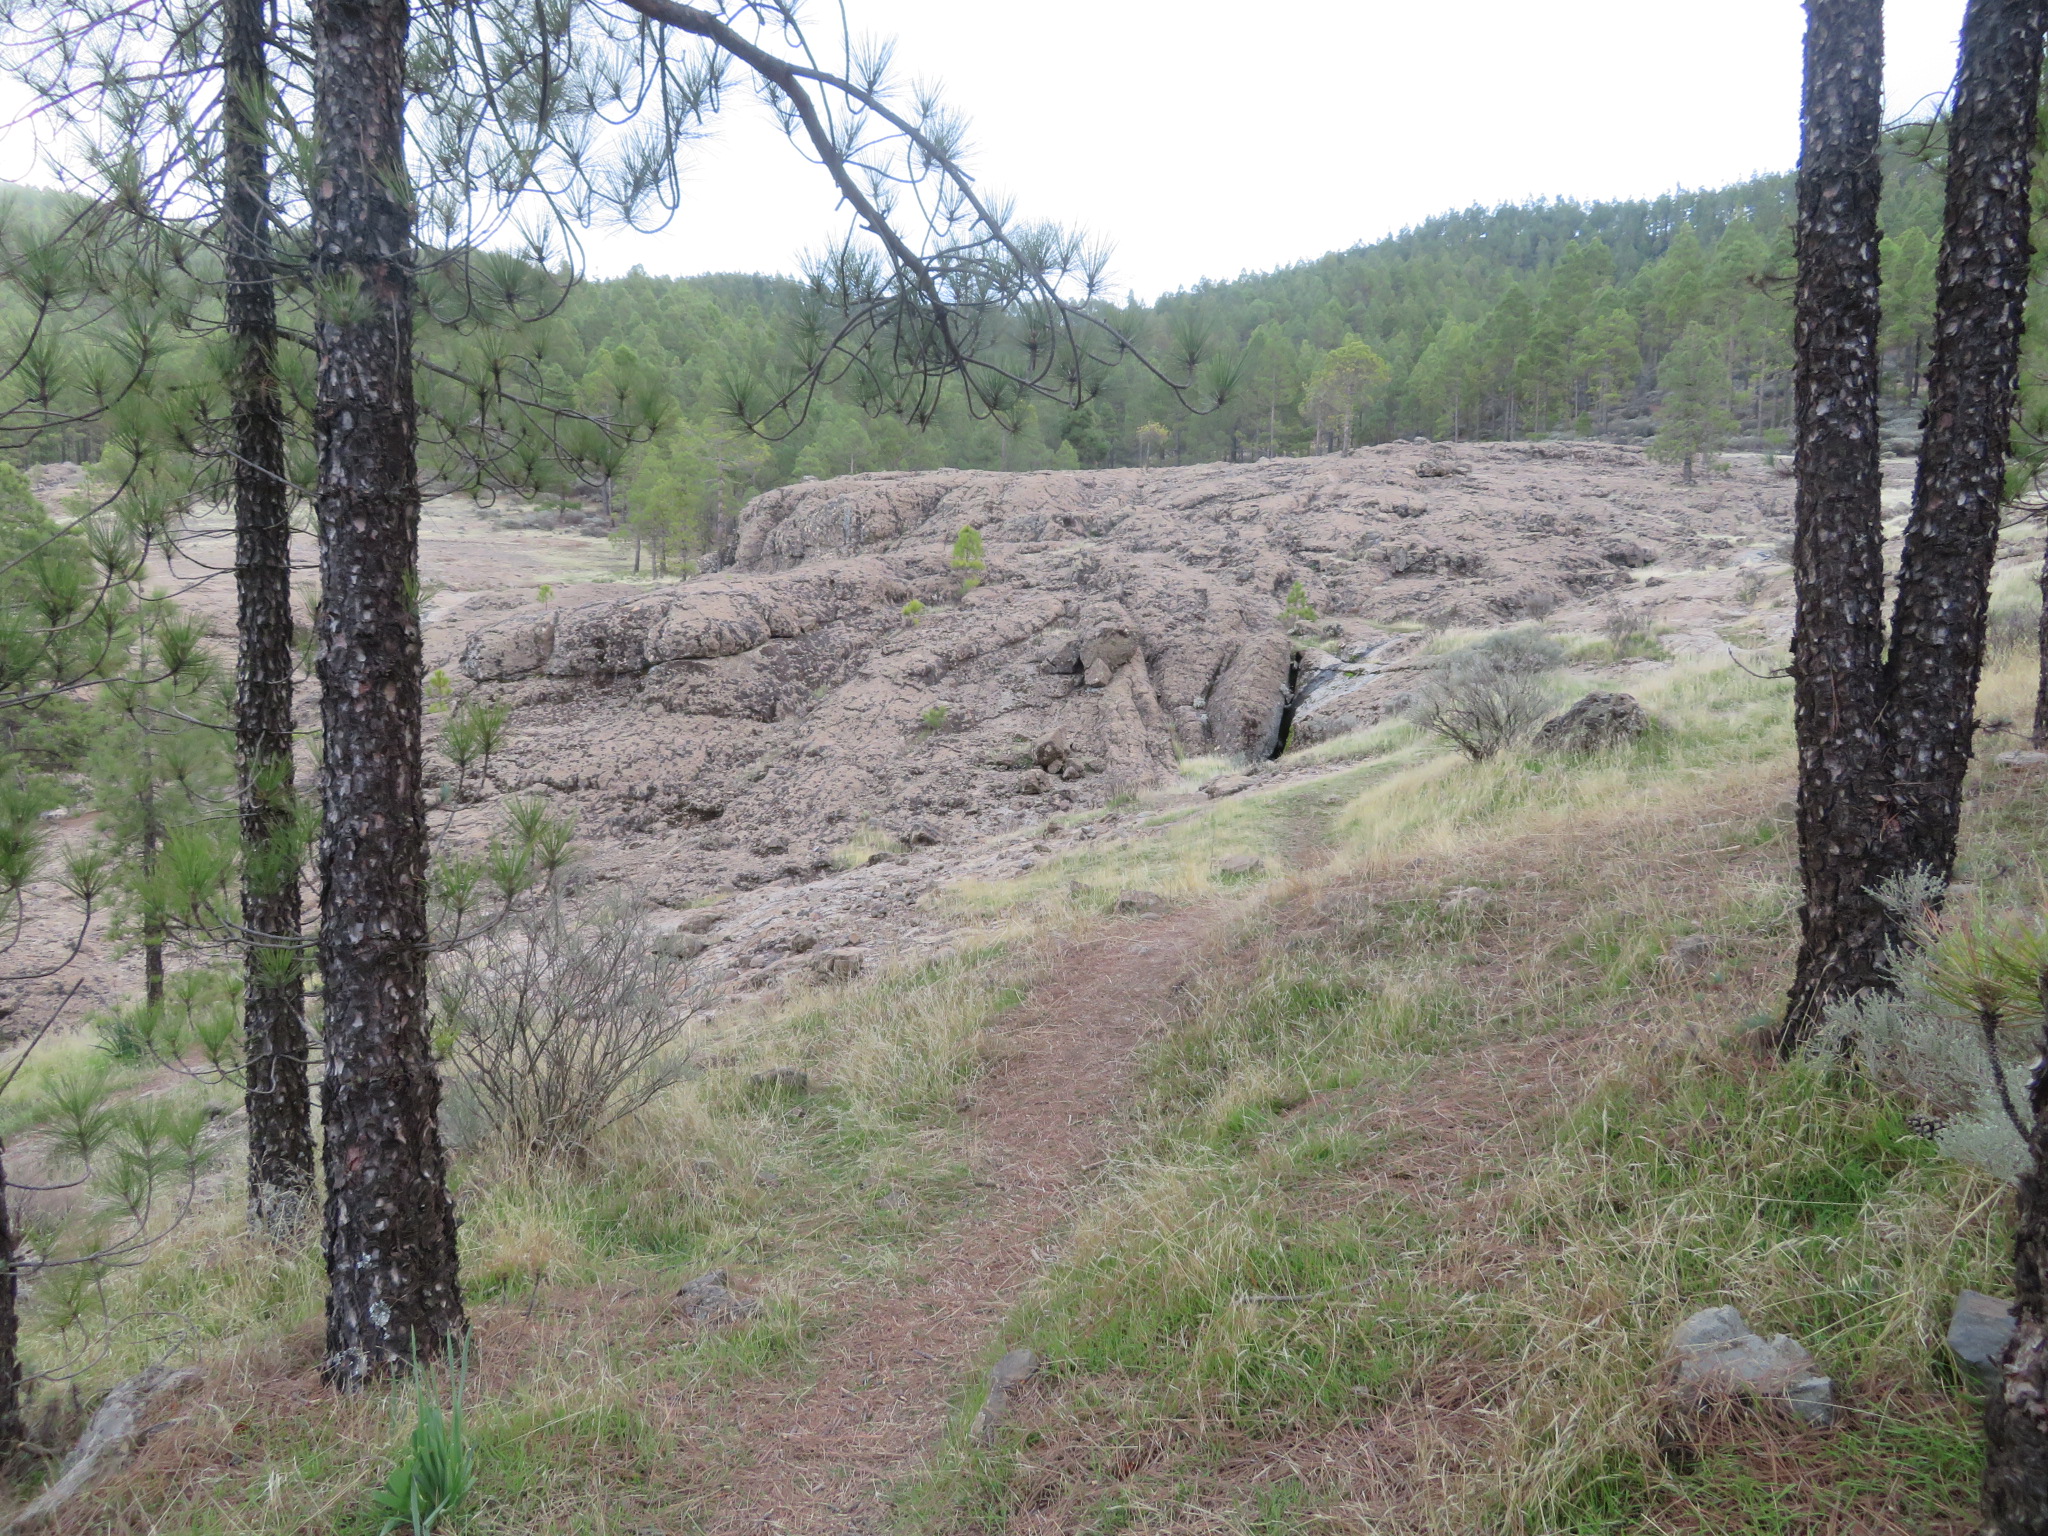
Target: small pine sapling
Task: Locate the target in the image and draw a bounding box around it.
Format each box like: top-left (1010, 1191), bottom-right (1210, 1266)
top-left (950, 525), bottom-right (985, 592)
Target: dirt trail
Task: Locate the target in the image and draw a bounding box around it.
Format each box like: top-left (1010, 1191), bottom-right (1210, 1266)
top-left (702, 911), bottom-right (1216, 1534)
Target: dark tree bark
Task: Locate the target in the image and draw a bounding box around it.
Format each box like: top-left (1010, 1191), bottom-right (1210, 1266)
top-left (2035, 541), bottom-right (2048, 747)
top-left (1780, 0), bottom-right (1892, 1047)
top-left (0, 1144), bottom-right (25, 1462)
top-left (1885, 0), bottom-right (2046, 891)
top-left (224, 0), bottom-right (315, 1238)
top-left (310, 0), bottom-right (464, 1388)
top-left (1951, 11), bottom-right (2048, 1525)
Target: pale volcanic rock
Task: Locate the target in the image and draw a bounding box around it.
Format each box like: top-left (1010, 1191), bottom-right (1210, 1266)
top-left (429, 442), bottom-right (1796, 910)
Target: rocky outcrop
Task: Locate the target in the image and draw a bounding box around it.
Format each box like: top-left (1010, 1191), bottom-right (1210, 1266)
top-left (438, 444), bottom-right (1753, 904)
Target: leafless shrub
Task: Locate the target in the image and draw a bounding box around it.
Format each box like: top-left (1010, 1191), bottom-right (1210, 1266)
top-left (1408, 647), bottom-right (1555, 761)
top-left (437, 900), bottom-right (699, 1159)
top-left (1986, 605), bottom-right (2037, 661)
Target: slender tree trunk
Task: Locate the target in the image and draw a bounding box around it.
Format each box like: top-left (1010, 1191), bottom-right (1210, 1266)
top-left (1945, 4), bottom-right (2048, 1525)
top-left (310, 0), bottom-right (464, 1388)
top-left (2033, 544), bottom-right (2048, 747)
top-left (226, 0), bottom-right (315, 1237)
top-left (1885, 0), bottom-right (2046, 891)
top-left (1779, 0), bottom-right (1892, 1050)
top-left (0, 1142), bottom-right (23, 1461)
top-left (139, 751), bottom-right (164, 1012)
top-left (1992, 1040), bottom-right (2048, 1531)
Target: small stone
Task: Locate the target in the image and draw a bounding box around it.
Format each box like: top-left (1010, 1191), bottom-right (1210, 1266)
top-left (1113, 890), bottom-right (1168, 916)
top-left (970, 1348), bottom-right (1041, 1444)
top-left (748, 1067), bottom-right (810, 1094)
top-left (1948, 1290), bottom-right (2016, 1392)
top-left (1997, 750), bottom-right (2048, 768)
top-left (1017, 768), bottom-right (1059, 796)
top-left (1203, 774), bottom-right (1255, 798)
top-left (990, 1347), bottom-right (1040, 1388)
top-left (1667, 1305), bottom-right (1834, 1428)
top-left (1082, 656), bottom-right (1115, 688)
top-left (812, 947), bottom-right (865, 982)
top-left (1216, 855), bottom-right (1266, 879)
top-left (673, 1268), bottom-right (763, 1327)
top-left (1667, 935), bottom-right (1715, 974)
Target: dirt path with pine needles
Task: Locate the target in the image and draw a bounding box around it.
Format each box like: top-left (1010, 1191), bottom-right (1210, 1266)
top-left (698, 910), bottom-right (1217, 1535)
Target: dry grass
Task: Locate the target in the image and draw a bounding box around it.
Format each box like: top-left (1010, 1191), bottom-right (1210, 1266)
top-left (20, 613), bottom-right (2048, 1532)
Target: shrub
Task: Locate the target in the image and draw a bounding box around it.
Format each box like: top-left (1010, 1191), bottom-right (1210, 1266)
top-left (436, 900), bottom-right (698, 1159)
top-left (1408, 664), bottom-right (1552, 761)
top-left (1809, 871), bottom-right (2047, 1182)
top-left (1407, 629), bottom-right (1560, 760)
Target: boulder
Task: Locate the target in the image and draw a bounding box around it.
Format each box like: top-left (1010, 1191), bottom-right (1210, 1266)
top-left (673, 1269), bottom-right (763, 1327)
top-left (1600, 538), bottom-right (1659, 568)
top-left (460, 611), bottom-right (557, 681)
top-left (1534, 692), bottom-right (1650, 754)
top-left (1666, 1305), bottom-right (1834, 1428)
top-left (1949, 1290), bottom-right (2016, 1391)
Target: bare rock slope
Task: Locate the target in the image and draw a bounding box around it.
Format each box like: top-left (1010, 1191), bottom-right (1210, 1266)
top-left (448, 441), bottom-right (1787, 904)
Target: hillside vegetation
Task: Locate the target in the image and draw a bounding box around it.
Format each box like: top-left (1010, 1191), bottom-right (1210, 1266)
top-left (3, 128), bottom-right (1950, 560)
top-left (14, 538), bottom-right (2042, 1532)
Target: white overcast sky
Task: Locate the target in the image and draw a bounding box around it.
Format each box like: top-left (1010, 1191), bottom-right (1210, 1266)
top-left (0, 1), bottom-right (1972, 299)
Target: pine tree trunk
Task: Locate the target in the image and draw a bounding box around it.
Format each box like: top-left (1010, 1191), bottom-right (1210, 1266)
top-left (2033, 547), bottom-right (2048, 747)
top-left (310, 0), bottom-right (464, 1388)
top-left (140, 759), bottom-right (164, 1012)
top-left (1779, 0), bottom-right (1893, 1049)
top-left (1955, 4), bottom-right (2048, 1524)
top-left (0, 1142), bottom-right (23, 1462)
top-left (225, 0), bottom-right (314, 1237)
top-left (1884, 0), bottom-right (2045, 899)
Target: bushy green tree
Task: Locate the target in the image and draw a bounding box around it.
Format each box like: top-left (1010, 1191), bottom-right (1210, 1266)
top-left (1650, 324), bottom-right (1738, 481)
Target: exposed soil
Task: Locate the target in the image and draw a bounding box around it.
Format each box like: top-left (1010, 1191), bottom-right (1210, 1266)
top-left (690, 909), bottom-right (1216, 1533)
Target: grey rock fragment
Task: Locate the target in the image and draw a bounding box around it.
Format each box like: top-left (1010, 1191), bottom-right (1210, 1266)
top-left (1666, 935), bottom-right (1715, 974)
top-left (1534, 692), bottom-right (1650, 755)
top-left (969, 1348), bottom-right (1041, 1444)
top-left (1948, 1290), bottom-right (2016, 1392)
top-left (673, 1268), bottom-right (763, 1327)
top-left (811, 948), bottom-right (865, 982)
top-left (1666, 1305), bottom-right (1834, 1428)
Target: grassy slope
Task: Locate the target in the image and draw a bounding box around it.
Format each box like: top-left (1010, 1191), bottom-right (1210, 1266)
top-left (13, 630), bottom-right (2046, 1531)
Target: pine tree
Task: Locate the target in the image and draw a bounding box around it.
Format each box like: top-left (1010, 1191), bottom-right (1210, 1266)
top-left (1650, 323), bottom-right (1739, 481)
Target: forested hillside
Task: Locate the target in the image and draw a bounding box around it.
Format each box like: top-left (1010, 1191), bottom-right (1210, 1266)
top-left (0, 126), bottom-right (1951, 558)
